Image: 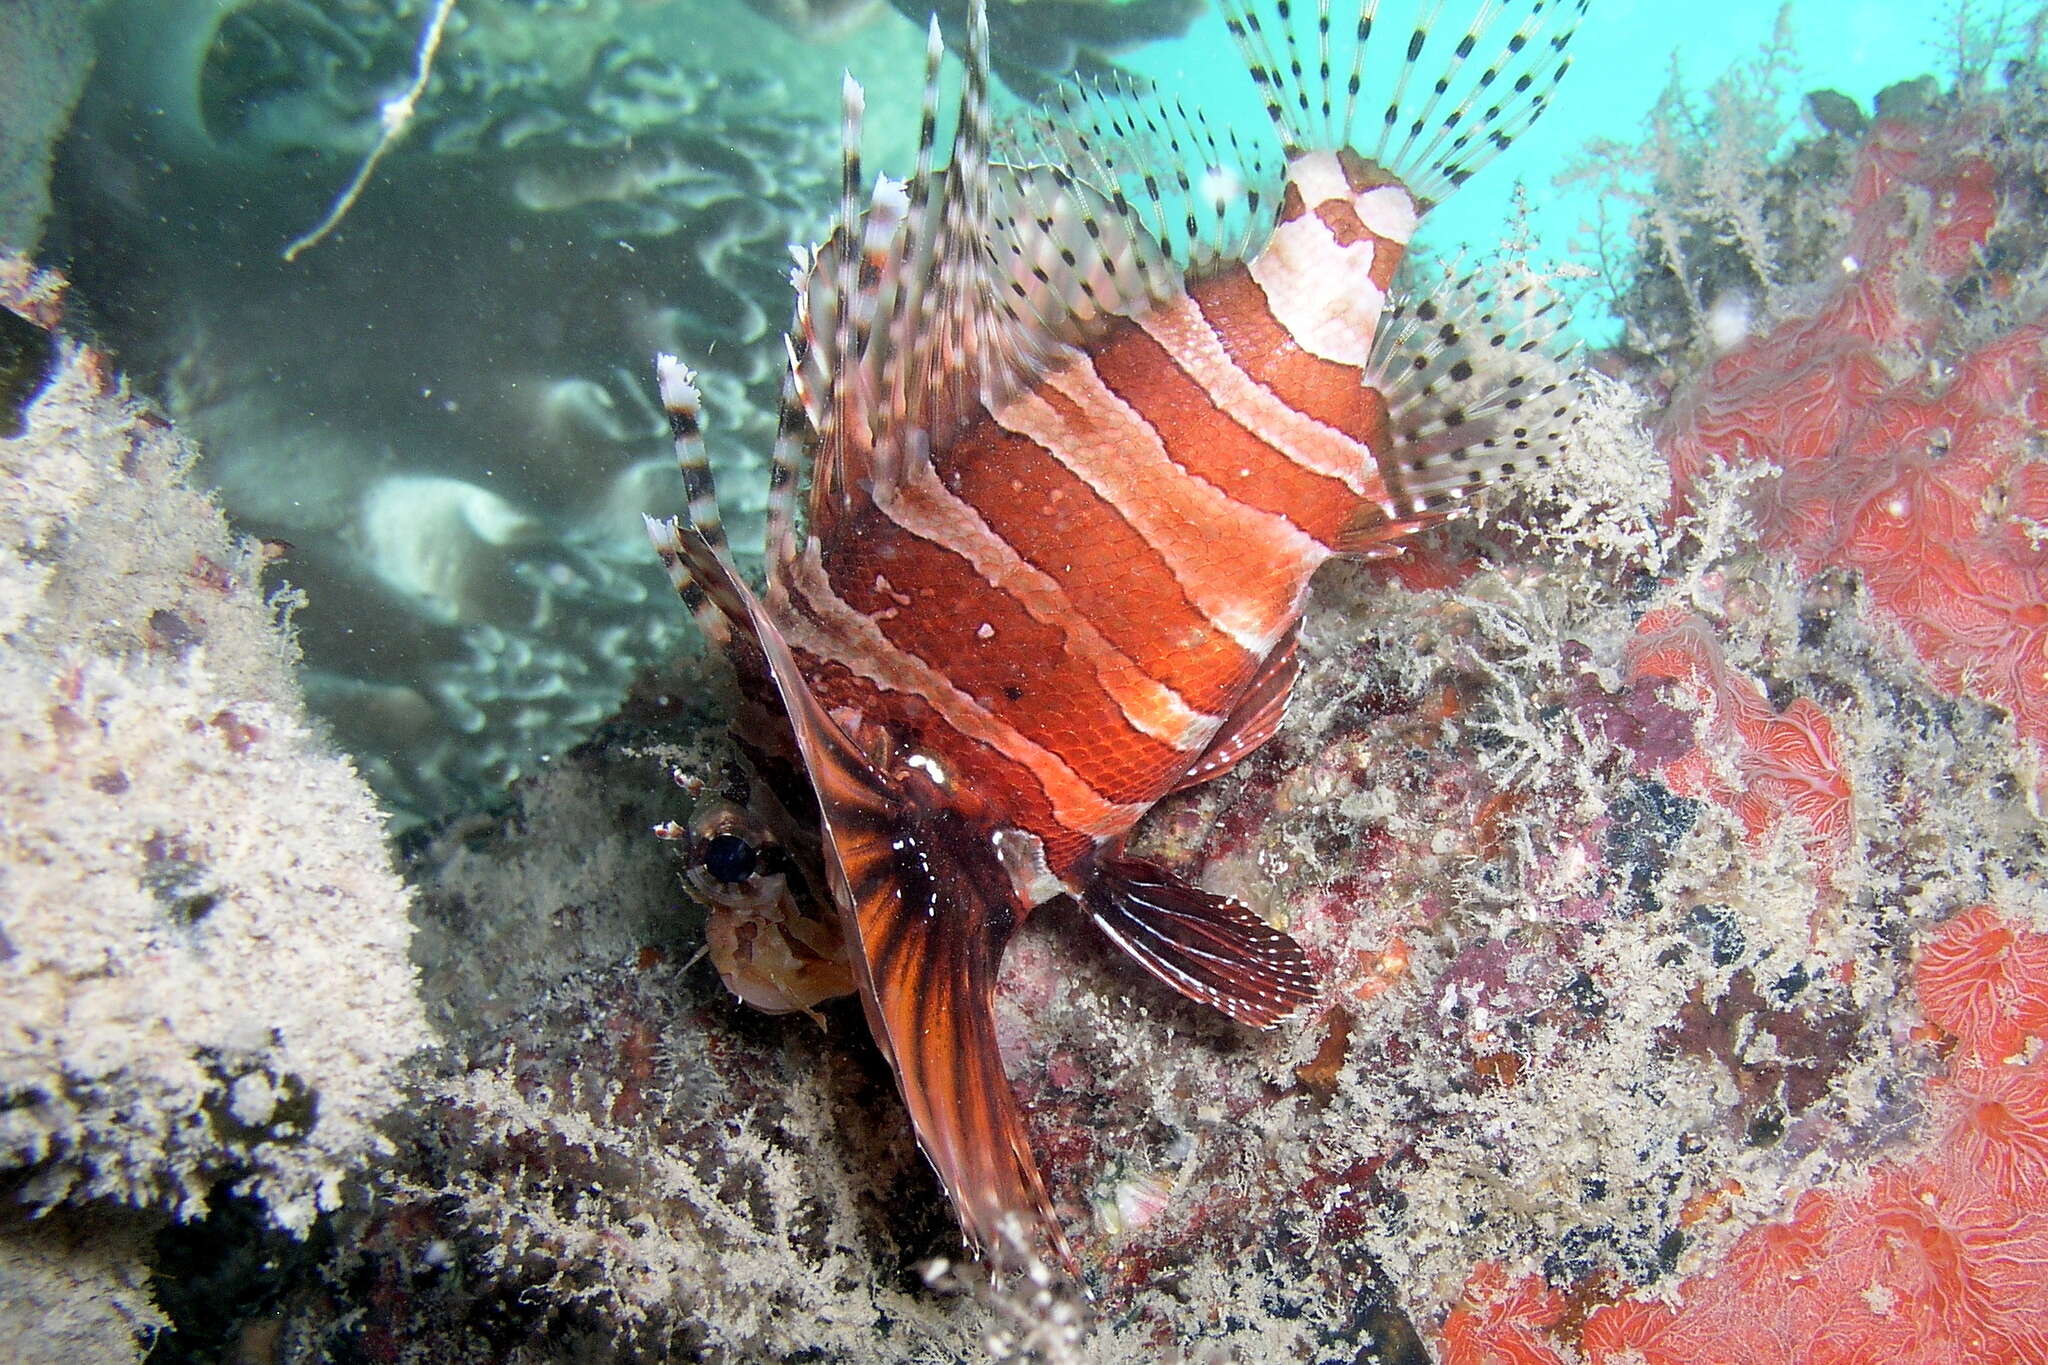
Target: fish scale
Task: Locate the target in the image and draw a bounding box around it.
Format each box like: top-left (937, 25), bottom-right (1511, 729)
top-left (646, 0), bottom-right (1586, 1280)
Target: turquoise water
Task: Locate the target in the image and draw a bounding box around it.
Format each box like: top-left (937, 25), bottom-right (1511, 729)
top-left (1117, 1), bottom-right (1958, 299)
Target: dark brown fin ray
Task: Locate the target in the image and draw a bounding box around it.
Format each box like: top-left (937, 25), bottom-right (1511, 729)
top-left (1222, 0), bottom-right (1586, 203)
top-left (996, 77), bottom-right (1282, 285)
top-left (1084, 856), bottom-right (1319, 1028)
top-left (1170, 629), bottom-right (1299, 793)
top-left (839, 807), bottom-right (1078, 1277)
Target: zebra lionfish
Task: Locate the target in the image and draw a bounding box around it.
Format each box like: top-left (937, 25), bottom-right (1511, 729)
top-left (647, 0), bottom-right (1584, 1274)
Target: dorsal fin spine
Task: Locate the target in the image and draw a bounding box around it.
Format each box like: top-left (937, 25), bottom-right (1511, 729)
top-left (884, 19), bottom-right (947, 453)
top-left (1220, 0), bottom-right (1586, 205)
top-left (827, 73), bottom-right (867, 522)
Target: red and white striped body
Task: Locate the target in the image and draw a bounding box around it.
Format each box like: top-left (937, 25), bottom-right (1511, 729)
top-left (648, 0), bottom-right (1584, 1280)
top-left (775, 150), bottom-right (1422, 887)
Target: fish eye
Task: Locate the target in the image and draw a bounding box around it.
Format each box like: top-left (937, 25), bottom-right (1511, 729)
top-left (702, 831), bottom-right (760, 884)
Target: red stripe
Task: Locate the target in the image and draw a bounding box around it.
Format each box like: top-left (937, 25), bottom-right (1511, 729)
top-left (819, 520), bottom-right (1193, 804)
top-left (939, 412), bottom-right (1259, 715)
top-left (784, 630), bottom-right (1097, 870)
top-left (1194, 265), bottom-right (1393, 452)
top-left (1088, 318), bottom-right (1363, 550)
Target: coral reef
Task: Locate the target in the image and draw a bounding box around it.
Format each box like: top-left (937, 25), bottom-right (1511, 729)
top-left (1421, 41), bottom-right (2048, 1365)
top-left (1654, 105), bottom-right (2048, 807)
top-left (11, 11), bottom-right (2048, 1365)
top-left (1446, 903), bottom-right (2048, 1364)
top-left (0, 267), bottom-right (427, 1283)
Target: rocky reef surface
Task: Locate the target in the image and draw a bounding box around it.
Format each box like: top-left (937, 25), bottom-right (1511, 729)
top-left (3, 5), bottom-right (2047, 1365)
top-left (0, 262), bottom-right (427, 1361)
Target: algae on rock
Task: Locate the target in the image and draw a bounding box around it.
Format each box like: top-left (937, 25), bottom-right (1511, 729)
top-left (0, 278), bottom-right (429, 1243)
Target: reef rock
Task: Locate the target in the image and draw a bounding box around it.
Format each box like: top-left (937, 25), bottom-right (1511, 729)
top-left (0, 268), bottom-right (427, 1315)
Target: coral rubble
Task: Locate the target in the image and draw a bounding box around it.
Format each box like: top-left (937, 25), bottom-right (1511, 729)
top-left (0, 269), bottom-right (427, 1350)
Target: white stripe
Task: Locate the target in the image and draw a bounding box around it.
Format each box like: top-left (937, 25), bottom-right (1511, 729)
top-left (1283, 151), bottom-right (1354, 206)
top-left (874, 458), bottom-right (1224, 750)
top-left (777, 541), bottom-right (1152, 838)
top-left (1247, 214), bottom-right (1386, 368)
top-left (1356, 185), bottom-right (1419, 245)
top-left (1137, 293), bottom-right (1378, 499)
top-left (993, 348), bottom-right (1325, 656)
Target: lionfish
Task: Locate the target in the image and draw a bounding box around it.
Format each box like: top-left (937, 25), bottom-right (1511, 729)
top-left (647, 0), bottom-right (1584, 1273)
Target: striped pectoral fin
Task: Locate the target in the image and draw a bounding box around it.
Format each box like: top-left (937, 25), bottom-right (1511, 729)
top-left (1084, 855), bottom-right (1319, 1029)
top-left (844, 812), bottom-right (1078, 1277)
top-left (699, 537), bottom-right (1077, 1275)
top-left (1169, 628), bottom-right (1300, 793)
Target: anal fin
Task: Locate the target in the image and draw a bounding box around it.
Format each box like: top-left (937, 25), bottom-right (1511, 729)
top-left (1084, 856), bottom-right (1318, 1029)
top-left (1170, 629), bottom-right (1299, 793)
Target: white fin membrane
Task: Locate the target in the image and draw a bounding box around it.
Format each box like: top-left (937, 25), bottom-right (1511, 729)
top-left (1367, 262), bottom-right (1580, 519)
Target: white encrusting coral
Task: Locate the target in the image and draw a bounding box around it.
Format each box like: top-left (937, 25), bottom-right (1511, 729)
top-left (0, 301), bottom-right (429, 1246)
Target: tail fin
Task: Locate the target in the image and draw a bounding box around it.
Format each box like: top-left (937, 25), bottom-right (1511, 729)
top-left (1222, 0), bottom-right (1588, 204)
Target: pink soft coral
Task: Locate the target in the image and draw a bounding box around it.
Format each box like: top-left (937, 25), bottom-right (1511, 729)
top-left (1658, 115), bottom-right (2048, 800)
top-left (1624, 606), bottom-right (1853, 875)
top-left (1443, 904), bottom-right (2048, 1365)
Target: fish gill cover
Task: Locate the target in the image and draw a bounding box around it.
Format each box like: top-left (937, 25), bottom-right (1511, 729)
top-left (2, 1), bottom-right (2047, 1363)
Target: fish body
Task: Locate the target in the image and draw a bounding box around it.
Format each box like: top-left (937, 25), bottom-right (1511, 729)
top-left (649, 0), bottom-right (1583, 1274)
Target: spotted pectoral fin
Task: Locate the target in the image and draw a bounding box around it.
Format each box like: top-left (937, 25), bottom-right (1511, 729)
top-left (1084, 855), bottom-right (1318, 1028)
top-left (1170, 628), bottom-right (1299, 793)
top-left (1356, 268), bottom-right (1581, 543)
